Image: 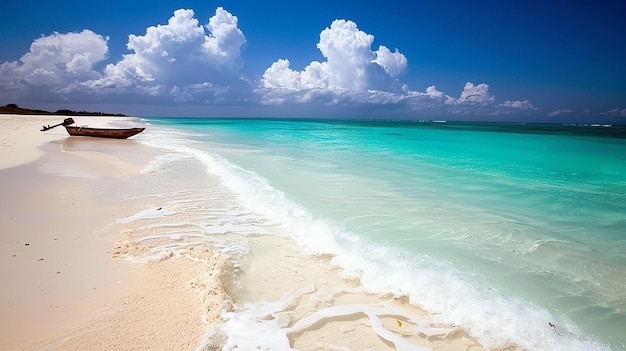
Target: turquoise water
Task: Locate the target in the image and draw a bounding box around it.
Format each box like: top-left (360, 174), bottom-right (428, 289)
top-left (142, 118), bottom-right (626, 350)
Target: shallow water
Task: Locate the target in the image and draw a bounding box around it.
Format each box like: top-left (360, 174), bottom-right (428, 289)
top-left (137, 118), bottom-right (626, 350)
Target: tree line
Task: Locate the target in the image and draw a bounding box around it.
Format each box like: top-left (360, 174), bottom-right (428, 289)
top-left (0, 103), bottom-right (127, 117)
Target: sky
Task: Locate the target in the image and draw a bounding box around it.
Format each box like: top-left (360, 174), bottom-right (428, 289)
top-left (1, 0), bottom-right (625, 123)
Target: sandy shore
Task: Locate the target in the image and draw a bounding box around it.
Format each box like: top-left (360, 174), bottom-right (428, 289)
top-left (0, 115), bottom-right (492, 351)
top-left (0, 115), bottom-right (228, 350)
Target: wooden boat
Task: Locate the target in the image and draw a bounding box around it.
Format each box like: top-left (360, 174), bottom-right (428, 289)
top-left (64, 125), bottom-right (145, 139)
top-left (41, 117), bottom-right (145, 139)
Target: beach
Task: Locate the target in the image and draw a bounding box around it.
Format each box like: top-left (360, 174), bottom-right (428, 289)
top-left (3, 115), bottom-right (623, 351)
top-left (0, 115), bottom-right (227, 350)
top-left (0, 115), bottom-right (489, 350)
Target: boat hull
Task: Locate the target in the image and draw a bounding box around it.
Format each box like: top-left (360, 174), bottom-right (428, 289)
top-left (65, 126), bottom-right (145, 139)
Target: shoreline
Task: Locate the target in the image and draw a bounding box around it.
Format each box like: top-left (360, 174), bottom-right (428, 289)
top-left (1, 114), bottom-right (492, 350)
top-left (0, 115), bottom-right (226, 350)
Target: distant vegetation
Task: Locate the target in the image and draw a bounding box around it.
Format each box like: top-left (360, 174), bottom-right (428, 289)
top-left (0, 103), bottom-right (128, 117)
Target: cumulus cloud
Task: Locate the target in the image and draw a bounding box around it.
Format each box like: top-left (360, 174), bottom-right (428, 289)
top-left (373, 46), bottom-right (408, 77)
top-left (457, 82), bottom-right (494, 105)
top-left (0, 8), bottom-right (249, 103)
top-left (425, 85), bottom-right (447, 100)
top-left (0, 6), bottom-right (540, 118)
top-left (500, 100), bottom-right (535, 110)
top-left (0, 30), bottom-right (108, 97)
top-left (261, 59), bottom-right (302, 91)
top-left (403, 85), bottom-right (456, 109)
top-left (259, 19), bottom-right (408, 103)
top-left (257, 20), bottom-right (537, 117)
top-left (84, 7), bottom-right (249, 101)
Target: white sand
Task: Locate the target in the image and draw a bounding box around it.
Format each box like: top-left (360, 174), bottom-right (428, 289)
top-left (0, 115), bottom-right (228, 350)
top-left (0, 115), bottom-right (67, 169)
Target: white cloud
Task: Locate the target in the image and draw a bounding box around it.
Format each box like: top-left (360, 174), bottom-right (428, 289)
top-left (424, 85), bottom-right (456, 104)
top-left (373, 46), bottom-right (407, 77)
top-left (0, 8), bottom-right (250, 104)
top-left (203, 8), bottom-right (247, 66)
top-left (301, 61), bottom-right (330, 90)
top-left (500, 100), bottom-right (535, 110)
top-left (457, 82), bottom-right (494, 105)
top-left (0, 30), bottom-right (108, 96)
top-left (316, 19), bottom-right (375, 90)
top-left (0, 7), bottom-right (541, 118)
top-left (260, 19), bottom-right (408, 102)
top-left (257, 21), bottom-right (538, 117)
top-left (261, 59), bottom-right (302, 91)
top-left (84, 7), bottom-right (248, 101)
top-left (399, 86), bottom-right (458, 112)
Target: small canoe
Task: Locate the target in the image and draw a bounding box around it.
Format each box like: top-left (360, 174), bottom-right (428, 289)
top-left (41, 118), bottom-right (145, 139)
top-left (64, 125), bottom-right (145, 139)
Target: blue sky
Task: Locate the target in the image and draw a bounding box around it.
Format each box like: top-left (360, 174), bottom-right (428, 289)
top-left (1, 0), bottom-right (625, 123)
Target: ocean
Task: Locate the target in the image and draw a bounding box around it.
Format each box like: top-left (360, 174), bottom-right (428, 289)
top-left (131, 118), bottom-right (625, 350)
